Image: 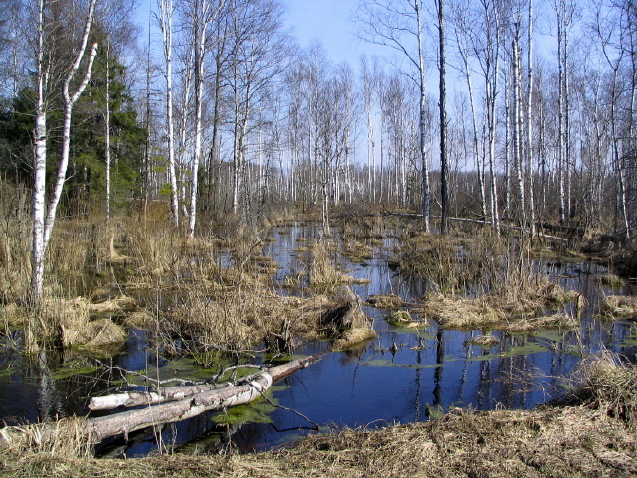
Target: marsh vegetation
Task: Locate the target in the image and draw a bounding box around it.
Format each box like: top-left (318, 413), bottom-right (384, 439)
top-left (3, 0), bottom-right (637, 473)
top-left (1, 202), bottom-right (637, 461)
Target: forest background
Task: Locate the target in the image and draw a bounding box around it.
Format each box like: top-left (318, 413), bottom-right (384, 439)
top-left (0, 0), bottom-right (636, 347)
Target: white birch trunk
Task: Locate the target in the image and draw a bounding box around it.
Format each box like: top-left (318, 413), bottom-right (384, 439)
top-left (557, 5), bottom-right (566, 224)
top-left (188, 29), bottom-right (205, 238)
top-left (487, 4), bottom-right (501, 234)
top-left (105, 43), bottom-right (111, 224)
top-left (44, 1), bottom-right (98, 251)
top-left (512, 23), bottom-right (526, 228)
top-left (526, 0), bottom-right (536, 235)
top-left (159, 0), bottom-right (180, 228)
top-left (30, 0), bottom-right (98, 349)
top-left (415, 0), bottom-right (430, 232)
top-left (30, 0), bottom-right (49, 344)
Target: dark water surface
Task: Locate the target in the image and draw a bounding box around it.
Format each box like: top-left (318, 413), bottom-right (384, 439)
top-left (1, 223), bottom-right (636, 456)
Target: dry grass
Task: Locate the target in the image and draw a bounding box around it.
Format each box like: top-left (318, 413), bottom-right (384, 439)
top-left (342, 239), bottom-right (374, 263)
top-left (566, 352), bottom-right (637, 425)
top-left (467, 333), bottom-right (500, 347)
top-left (365, 294), bottom-right (406, 310)
top-left (601, 295), bottom-right (637, 319)
top-left (415, 295), bottom-right (505, 330)
top-left (391, 232), bottom-right (465, 294)
top-left (3, 358), bottom-right (637, 477)
top-left (0, 416), bottom-right (92, 460)
top-left (307, 241), bottom-right (351, 287)
top-left (599, 274), bottom-right (625, 288)
top-left (331, 328), bottom-right (377, 350)
top-left (0, 203), bottom-right (313, 355)
top-left (283, 241), bottom-right (366, 291)
top-left (416, 280), bottom-right (581, 332)
top-left (2, 294), bottom-right (138, 347)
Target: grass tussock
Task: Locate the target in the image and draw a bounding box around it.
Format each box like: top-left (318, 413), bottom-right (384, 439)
top-left (415, 295), bottom-right (505, 330)
top-left (391, 227), bottom-right (584, 331)
top-left (416, 279), bottom-right (581, 332)
top-left (600, 295), bottom-right (637, 319)
top-left (3, 294), bottom-right (138, 347)
top-left (3, 357), bottom-right (637, 477)
top-left (467, 333), bottom-right (500, 348)
top-left (365, 294), bottom-right (406, 310)
top-left (599, 273), bottom-right (624, 288)
top-left (573, 353), bottom-right (637, 425)
top-left (301, 241), bottom-right (365, 290)
top-left (0, 416), bottom-right (92, 459)
top-left (331, 328), bottom-right (377, 350)
top-left (390, 232), bottom-right (466, 294)
top-left (342, 239), bottom-right (374, 263)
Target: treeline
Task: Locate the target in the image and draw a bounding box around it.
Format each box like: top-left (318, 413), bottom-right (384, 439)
top-left (0, 0), bottom-right (635, 238)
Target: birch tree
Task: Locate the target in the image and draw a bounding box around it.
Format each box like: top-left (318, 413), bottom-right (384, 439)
top-left (450, 0), bottom-right (485, 217)
top-left (157, 0), bottom-right (180, 227)
top-left (179, 0), bottom-right (228, 238)
top-left (355, 0), bottom-right (431, 231)
top-left (30, 0), bottom-right (99, 347)
top-left (553, 0), bottom-right (577, 225)
top-left (228, 0), bottom-right (289, 217)
top-left (360, 56), bottom-right (381, 203)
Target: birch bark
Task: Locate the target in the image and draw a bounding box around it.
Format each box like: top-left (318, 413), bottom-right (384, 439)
top-left (30, 0), bottom-right (99, 348)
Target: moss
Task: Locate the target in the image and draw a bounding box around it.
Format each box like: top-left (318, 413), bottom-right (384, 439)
top-left (213, 386), bottom-right (284, 426)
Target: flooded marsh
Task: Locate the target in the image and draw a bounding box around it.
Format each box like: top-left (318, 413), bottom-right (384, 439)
top-left (1, 221), bottom-right (636, 457)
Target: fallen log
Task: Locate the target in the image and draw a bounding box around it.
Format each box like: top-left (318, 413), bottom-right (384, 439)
top-left (88, 383), bottom-right (229, 411)
top-left (0, 354), bottom-right (325, 448)
top-left (384, 213), bottom-right (569, 242)
top-left (88, 373), bottom-right (274, 442)
top-left (89, 354), bottom-right (325, 411)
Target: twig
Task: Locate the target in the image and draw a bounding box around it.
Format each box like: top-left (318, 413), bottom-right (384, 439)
top-left (91, 358), bottom-right (198, 387)
top-left (251, 382), bottom-right (319, 431)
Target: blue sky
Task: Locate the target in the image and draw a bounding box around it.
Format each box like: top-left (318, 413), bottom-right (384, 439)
top-left (134, 0), bottom-right (387, 71)
top-left (280, 0), bottom-right (381, 65)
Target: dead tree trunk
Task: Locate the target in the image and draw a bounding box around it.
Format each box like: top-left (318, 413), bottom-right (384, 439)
top-left (0, 354), bottom-right (324, 448)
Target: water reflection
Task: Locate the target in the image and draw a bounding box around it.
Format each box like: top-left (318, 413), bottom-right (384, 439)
top-left (1, 223), bottom-right (637, 456)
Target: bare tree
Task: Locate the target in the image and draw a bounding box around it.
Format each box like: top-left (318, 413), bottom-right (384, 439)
top-left (157, 0), bottom-right (180, 227)
top-left (450, 0), bottom-right (485, 217)
top-left (435, 0), bottom-right (449, 233)
top-left (360, 56), bottom-right (381, 204)
top-left (355, 0), bottom-right (431, 231)
top-left (30, 0), bottom-right (99, 348)
top-left (228, 0), bottom-right (289, 218)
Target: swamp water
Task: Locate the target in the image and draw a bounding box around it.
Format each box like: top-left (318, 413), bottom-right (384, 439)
top-left (1, 223), bottom-right (636, 456)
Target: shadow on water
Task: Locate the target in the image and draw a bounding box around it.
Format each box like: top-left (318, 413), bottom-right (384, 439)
top-left (1, 222), bottom-right (637, 456)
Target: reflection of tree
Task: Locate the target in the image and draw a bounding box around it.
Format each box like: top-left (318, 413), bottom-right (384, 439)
top-left (414, 338), bottom-right (423, 421)
top-left (456, 335), bottom-right (472, 406)
top-left (433, 328), bottom-right (444, 406)
top-left (477, 359), bottom-right (491, 409)
top-left (36, 352), bottom-right (64, 422)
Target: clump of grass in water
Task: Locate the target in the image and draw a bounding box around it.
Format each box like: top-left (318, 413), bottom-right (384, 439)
top-left (303, 241), bottom-right (357, 291)
top-left (569, 352), bottom-right (637, 426)
top-left (394, 226), bottom-right (584, 331)
top-left (600, 295), bottom-right (637, 319)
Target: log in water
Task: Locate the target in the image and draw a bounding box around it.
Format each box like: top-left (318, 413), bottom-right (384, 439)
top-left (0, 354), bottom-right (325, 447)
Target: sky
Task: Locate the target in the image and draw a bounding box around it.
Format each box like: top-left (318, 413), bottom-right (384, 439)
top-left (279, 0), bottom-right (381, 66)
top-left (135, 0), bottom-right (384, 69)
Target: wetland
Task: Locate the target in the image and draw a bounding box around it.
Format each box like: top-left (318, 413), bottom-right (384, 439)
top-left (1, 215), bottom-right (637, 460)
